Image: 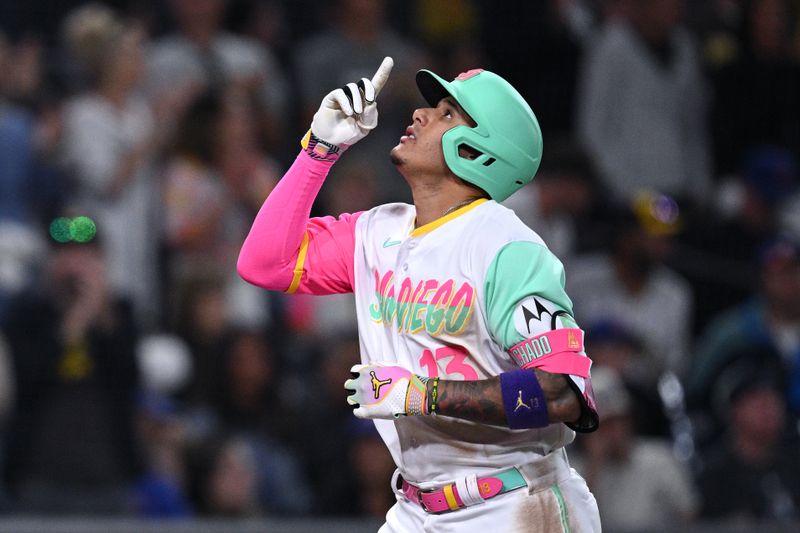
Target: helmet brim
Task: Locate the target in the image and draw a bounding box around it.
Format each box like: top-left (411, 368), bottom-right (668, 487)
top-left (416, 69), bottom-right (456, 109)
top-left (416, 69), bottom-right (479, 126)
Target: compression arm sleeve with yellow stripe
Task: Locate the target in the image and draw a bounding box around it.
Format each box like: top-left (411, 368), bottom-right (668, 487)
top-left (237, 150), bottom-right (361, 295)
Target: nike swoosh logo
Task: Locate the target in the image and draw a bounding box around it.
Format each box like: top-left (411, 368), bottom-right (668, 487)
top-left (383, 238), bottom-right (402, 248)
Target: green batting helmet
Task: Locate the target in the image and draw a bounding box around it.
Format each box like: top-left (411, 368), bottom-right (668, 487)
top-left (416, 68), bottom-right (543, 202)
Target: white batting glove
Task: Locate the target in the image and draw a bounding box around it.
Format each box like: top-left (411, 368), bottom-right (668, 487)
top-left (309, 57), bottom-right (394, 148)
top-left (344, 363), bottom-right (429, 420)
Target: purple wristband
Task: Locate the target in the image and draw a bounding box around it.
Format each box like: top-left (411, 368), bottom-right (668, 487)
top-left (500, 369), bottom-right (549, 429)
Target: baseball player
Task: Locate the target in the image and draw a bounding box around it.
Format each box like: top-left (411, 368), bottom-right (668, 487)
top-left (238, 57), bottom-right (601, 532)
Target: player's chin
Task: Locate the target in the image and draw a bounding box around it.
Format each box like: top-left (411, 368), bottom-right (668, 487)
top-left (389, 145), bottom-right (405, 166)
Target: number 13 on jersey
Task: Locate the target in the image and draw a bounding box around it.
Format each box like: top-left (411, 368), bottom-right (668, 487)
top-left (418, 346), bottom-right (479, 380)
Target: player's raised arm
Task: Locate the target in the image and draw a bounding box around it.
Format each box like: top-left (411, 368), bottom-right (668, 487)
top-left (237, 58), bottom-right (393, 294)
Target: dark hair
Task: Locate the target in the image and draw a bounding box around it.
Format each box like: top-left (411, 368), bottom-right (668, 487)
top-left (711, 344), bottom-right (785, 419)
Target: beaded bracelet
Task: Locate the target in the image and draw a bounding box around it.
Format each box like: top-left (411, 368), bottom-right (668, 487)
top-left (428, 377), bottom-right (440, 415)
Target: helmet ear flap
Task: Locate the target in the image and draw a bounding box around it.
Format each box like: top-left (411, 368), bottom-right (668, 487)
top-left (443, 127), bottom-right (499, 197)
top-left (442, 126), bottom-right (535, 202)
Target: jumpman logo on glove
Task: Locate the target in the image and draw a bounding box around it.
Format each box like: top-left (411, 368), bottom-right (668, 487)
top-left (371, 371), bottom-right (393, 399)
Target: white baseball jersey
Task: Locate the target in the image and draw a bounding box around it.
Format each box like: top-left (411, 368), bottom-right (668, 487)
top-left (350, 198), bottom-right (595, 483)
top-left (237, 152), bottom-right (600, 531)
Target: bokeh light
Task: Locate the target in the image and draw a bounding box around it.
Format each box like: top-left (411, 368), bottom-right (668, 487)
top-left (49, 216), bottom-right (98, 243)
top-left (69, 216), bottom-right (97, 243)
top-left (49, 217), bottom-right (72, 243)
top-left (651, 194), bottom-right (680, 225)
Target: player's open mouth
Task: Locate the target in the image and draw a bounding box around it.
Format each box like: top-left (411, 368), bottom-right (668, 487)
top-left (400, 126), bottom-right (416, 143)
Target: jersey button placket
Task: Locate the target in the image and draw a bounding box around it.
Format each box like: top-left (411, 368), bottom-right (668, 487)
top-left (405, 238), bottom-right (419, 270)
top-left (401, 238), bottom-right (418, 271)
top-left (395, 243), bottom-right (410, 273)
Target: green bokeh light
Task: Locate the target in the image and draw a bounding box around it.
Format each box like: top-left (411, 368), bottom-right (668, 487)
top-left (69, 216), bottom-right (97, 243)
top-left (49, 217), bottom-right (72, 243)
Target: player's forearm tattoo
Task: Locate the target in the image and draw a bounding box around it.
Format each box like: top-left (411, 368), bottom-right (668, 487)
top-left (430, 369), bottom-right (580, 427)
top-left (434, 378), bottom-right (506, 425)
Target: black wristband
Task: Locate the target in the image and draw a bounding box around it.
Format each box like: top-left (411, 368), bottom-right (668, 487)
top-left (428, 377), bottom-right (440, 415)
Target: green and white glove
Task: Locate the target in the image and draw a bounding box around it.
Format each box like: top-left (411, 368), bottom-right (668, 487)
top-left (344, 363), bottom-right (431, 420)
top-left (302, 57), bottom-right (394, 159)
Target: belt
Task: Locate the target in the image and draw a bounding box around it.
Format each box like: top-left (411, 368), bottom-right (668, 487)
top-left (398, 467), bottom-right (527, 514)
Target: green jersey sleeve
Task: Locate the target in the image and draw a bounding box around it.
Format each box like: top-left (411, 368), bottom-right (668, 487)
top-left (484, 241), bottom-right (576, 350)
top-left (484, 240), bottom-right (598, 433)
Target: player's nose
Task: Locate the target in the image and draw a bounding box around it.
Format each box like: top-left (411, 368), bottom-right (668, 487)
top-left (412, 107), bottom-right (429, 126)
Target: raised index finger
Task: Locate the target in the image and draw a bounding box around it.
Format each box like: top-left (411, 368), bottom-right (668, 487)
top-left (371, 57), bottom-right (394, 97)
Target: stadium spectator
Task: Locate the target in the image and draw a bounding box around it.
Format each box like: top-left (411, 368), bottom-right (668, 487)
top-left (698, 362), bottom-right (800, 523)
top-left (584, 320), bottom-right (672, 437)
top-left (711, 0), bottom-right (800, 175)
top-left (413, 0), bottom-right (485, 80)
top-left (687, 238), bottom-right (800, 443)
top-left (59, 4), bottom-right (170, 327)
top-left (186, 429), bottom-right (312, 516)
top-left (675, 146), bottom-right (799, 333)
top-left (346, 418), bottom-right (396, 519)
top-left (685, 0), bottom-right (745, 72)
top-left (0, 106), bottom-right (51, 323)
top-left (478, 0), bottom-right (596, 137)
top-left (298, 333), bottom-right (395, 516)
top-left (172, 274), bottom-right (230, 407)
top-left (162, 90), bottom-right (276, 331)
top-left (577, 0), bottom-right (712, 206)
top-left (1, 238), bottom-right (142, 514)
top-left (187, 435), bottom-right (260, 516)
top-left (0, 31), bottom-right (66, 323)
top-left (211, 328), bottom-right (296, 443)
top-left (567, 197), bottom-right (694, 375)
top-left (502, 141), bottom-right (598, 264)
top-left (133, 391), bottom-right (192, 518)
top-left (147, 0), bottom-right (289, 152)
top-left (133, 334), bottom-right (194, 518)
top-left (571, 366), bottom-right (699, 531)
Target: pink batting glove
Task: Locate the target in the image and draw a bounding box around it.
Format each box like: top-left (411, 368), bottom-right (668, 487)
top-left (344, 363), bottom-right (428, 419)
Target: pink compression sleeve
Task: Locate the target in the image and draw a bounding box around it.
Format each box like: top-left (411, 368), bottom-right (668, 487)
top-left (237, 151), bottom-right (361, 295)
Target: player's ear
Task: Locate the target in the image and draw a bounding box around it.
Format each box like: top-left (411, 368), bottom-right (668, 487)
top-left (458, 143), bottom-right (481, 160)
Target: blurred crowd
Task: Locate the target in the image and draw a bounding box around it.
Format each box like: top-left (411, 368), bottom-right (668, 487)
top-left (0, 0), bottom-right (799, 530)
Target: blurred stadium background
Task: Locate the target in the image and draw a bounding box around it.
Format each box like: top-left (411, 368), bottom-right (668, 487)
top-left (0, 1), bottom-right (799, 531)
